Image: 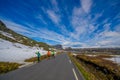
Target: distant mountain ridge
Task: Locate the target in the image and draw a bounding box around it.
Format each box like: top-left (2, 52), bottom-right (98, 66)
top-left (53, 44), bottom-right (63, 50)
top-left (0, 20), bottom-right (51, 50)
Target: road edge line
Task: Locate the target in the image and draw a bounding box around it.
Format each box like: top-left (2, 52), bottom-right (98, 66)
top-left (68, 55), bottom-right (85, 80)
top-left (72, 68), bottom-right (79, 80)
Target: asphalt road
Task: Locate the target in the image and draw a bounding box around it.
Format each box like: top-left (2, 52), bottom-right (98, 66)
top-left (0, 53), bottom-right (84, 80)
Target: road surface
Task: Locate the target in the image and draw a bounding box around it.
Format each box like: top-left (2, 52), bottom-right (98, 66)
top-left (0, 53), bottom-right (84, 80)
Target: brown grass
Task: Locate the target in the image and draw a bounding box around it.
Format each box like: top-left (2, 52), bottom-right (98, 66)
top-left (24, 55), bottom-right (48, 62)
top-left (0, 62), bottom-right (22, 74)
top-left (76, 54), bottom-right (120, 80)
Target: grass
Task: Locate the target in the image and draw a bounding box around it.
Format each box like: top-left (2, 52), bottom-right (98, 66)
top-left (76, 54), bottom-right (120, 80)
top-left (68, 53), bottom-right (97, 80)
top-left (25, 55), bottom-right (48, 62)
top-left (0, 52), bottom-right (61, 74)
top-left (0, 62), bottom-right (21, 74)
top-left (25, 52), bottom-right (61, 62)
top-left (25, 52), bottom-right (62, 62)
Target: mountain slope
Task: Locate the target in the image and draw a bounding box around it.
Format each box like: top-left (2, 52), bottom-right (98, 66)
top-left (0, 20), bottom-right (51, 50)
top-left (0, 38), bottom-right (47, 62)
top-left (53, 44), bottom-right (63, 50)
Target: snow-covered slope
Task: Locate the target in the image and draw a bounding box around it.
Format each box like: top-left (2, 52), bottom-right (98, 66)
top-left (0, 39), bottom-right (47, 63)
top-left (0, 30), bottom-right (15, 40)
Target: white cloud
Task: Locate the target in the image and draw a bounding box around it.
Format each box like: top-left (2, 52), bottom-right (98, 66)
top-left (97, 31), bottom-right (120, 39)
top-left (2, 20), bottom-right (30, 33)
top-left (97, 39), bottom-right (120, 47)
top-left (87, 30), bottom-right (120, 48)
top-left (98, 40), bottom-right (113, 45)
top-left (36, 28), bottom-right (69, 43)
top-left (70, 3), bottom-right (120, 48)
top-left (3, 21), bottom-right (72, 46)
top-left (103, 31), bottom-right (120, 37)
top-left (62, 41), bottom-right (88, 48)
top-left (68, 1), bottom-right (120, 48)
top-left (36, 15), bottom-right (47, 25)
top-left (80, 0), bottom-right (92, 13)
top-left (103, 23), bottom-right (111, 31)
top-left (72, 7), bottom-right (84, 17)
top-left (92, 12), bottom-right (103, 22)
top-left (59, 25), bottom-right (71, 37)
top-left (114, 13), bottom-right (120, 20)
top-left (47, 10), bottom-right (60, 24)
top-left (50, 0), bottom-right (59, 12)
top-left (41, 0), bottom-right (60, 25)
top-left (1, 19), bottom-right (69, 44)
top-left (2, 19), bottom-right (120, 48)
top-left (71, 7), bottom-right (96, 40)
top-left (88, 24), bottom-right (97, 33)
top-left (71, 7), bottom-right (86, 39)
top-left (114, 24), bottom-right (120, 32)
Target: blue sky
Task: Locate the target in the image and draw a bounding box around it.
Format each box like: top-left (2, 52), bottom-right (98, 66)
top-left (0, 0), bottom-right (120, 48)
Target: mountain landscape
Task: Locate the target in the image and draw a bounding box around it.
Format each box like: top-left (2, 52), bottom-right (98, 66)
top-left (0, 20), bottom-right (51, 62)
top-left (0, 0), bottom-right (120, 80)
top-left (0, 20), bottom-right (51, 50)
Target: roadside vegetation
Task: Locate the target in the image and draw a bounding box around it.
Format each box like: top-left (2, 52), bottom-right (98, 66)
top-left (69, 53), bottom-right (120, 80)
top-left (0, 62), bottom-right (21, 74)
top-left (68, 53), bottom-right (96, 80)
top-left (25, 52), bottom-right (61, 62)
top-left (0, 52), bottom-right (61, 74)
top-left (25, 55), bottom-right (48, 62)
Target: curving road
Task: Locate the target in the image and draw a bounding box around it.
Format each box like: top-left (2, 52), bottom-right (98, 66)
top-left (0, 53), bottom-right (84, 80)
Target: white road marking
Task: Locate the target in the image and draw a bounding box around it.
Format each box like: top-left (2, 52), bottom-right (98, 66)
top-left (69, 60), bottom-right (72, 64)
top-left (72, 68), bottom-right (79, 80)
top-left (19, 62), bottom-right (35, 68)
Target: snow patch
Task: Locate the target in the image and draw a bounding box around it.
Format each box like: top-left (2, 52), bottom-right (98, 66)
top-left (0, 30), bottom-right (15, 40)
top-left (105, 55), bottom-right (120, 65)
top-left (0, 39), bottom-right (47, 63)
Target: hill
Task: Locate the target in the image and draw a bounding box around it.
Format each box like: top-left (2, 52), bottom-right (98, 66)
top-left (0, 20), bottom-right (51, 50)
top-left (52, 44), bottom-right (63, 50)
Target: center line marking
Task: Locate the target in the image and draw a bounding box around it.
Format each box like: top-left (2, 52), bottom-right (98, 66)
top-left (72, 68), bottom-right (79, 80)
